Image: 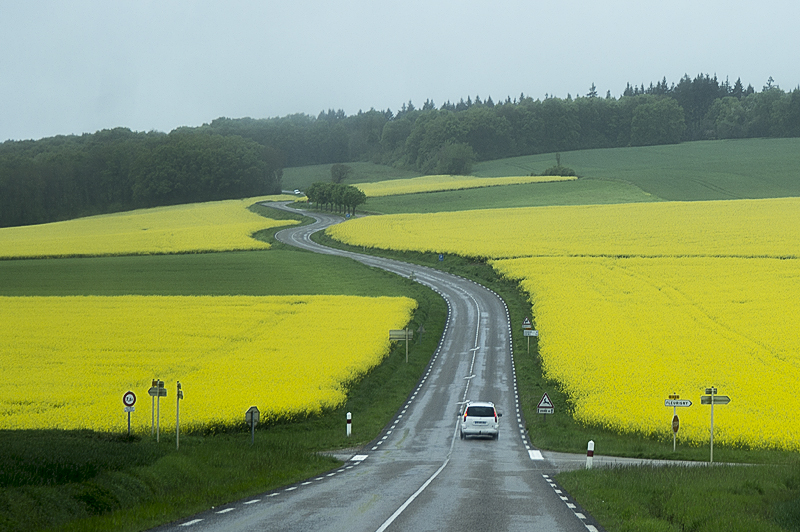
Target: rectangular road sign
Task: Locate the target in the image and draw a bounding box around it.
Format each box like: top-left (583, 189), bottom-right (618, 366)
top-left (523, 329), bottom-right (539, 337)
top-left (148, 387), bottom-right (168, 397)
top-left (701, 395), bottom-right (730, 405)
top-left (389, 329), bottom-right (412, 340)
top-left (665, 399), bottom-right (692, 407)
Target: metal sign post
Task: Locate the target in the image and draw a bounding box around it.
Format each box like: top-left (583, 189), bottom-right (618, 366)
top-left (123, 391), bottom-right (136, 436)
top-left (389, 329), bottom-right (413, 363)
top-left (148, 379), bottom-right (167, 442)
top-left (176, 382), bottom-right (184, 450)
top-left (245, 406), bottom-right (260, 445)
top-left (701, 386), bottom-right (731, 463)
top-left (664, 394), bottom-right (692, 452)
top-left (523, 329), bottom-right (538, 354)
top-left (522, 318), bottom-right (532, 354)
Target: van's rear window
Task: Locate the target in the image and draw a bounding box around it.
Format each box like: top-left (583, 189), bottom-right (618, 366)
top-left (466, 406), bottom-right (495, 417)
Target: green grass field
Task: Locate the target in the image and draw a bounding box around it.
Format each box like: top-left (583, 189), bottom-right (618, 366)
top-left (4, 137), bottom-right (800, 531)
top-left (362, 178), bottom-right (660, 214)
top-left (473, 137), bottom-right (800, 201)
top-left (290, 139), bottom-right (800, 216)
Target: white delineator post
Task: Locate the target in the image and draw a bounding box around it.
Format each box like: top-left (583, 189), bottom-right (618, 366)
top-left (586, 440), bottom-right (595, 469)
top-left (346, 412), bottom-right (352, 437)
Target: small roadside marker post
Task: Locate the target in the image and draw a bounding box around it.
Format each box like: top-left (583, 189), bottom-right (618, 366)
top-left (586, 440), bottom-right (595, 469)
top-left (245, 406), bottom-right (260, 446)
top-left (346, 412), bottom-right (352, 437)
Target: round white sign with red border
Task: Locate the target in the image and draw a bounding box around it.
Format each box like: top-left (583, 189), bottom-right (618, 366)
top-left (123, 391), bottom-right (137, 407)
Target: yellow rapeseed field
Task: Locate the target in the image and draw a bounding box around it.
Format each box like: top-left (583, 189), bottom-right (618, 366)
top-left (355, 174), bottom-right (576, 197)
top-left (0, 195), bottom-right (298, 259)
top-left (493, 256), bottom-right (800, 449)
top-left (326, 197), bottom-right (800, 450)
top-left (0, 295), bottom-right (417, 432)
top-left (327, 197), bottom-right (800, 259)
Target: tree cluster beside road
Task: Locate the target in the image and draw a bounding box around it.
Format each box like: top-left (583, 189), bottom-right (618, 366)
top-left (303, 182), bottom-right (366, 216)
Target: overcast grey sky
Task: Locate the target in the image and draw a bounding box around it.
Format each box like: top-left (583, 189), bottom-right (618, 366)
top-left (2, 0), bottom-right (798, 142)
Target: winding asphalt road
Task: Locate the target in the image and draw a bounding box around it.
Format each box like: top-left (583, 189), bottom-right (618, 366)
top-left (153, 204), bottom-right (604, 532)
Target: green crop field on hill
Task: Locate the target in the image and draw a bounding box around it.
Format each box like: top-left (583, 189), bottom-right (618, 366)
top-left (299, 138), bottom-right (800, 215)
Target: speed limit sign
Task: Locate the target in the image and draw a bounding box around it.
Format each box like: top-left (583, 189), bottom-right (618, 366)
top-left (123, 391), bottom-right (137, 407)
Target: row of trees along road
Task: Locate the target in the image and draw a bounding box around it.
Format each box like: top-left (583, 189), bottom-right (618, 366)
top-left (2, 73), bottom-right (799, 227)
top-left (304, 182), bottom-right (366, 216)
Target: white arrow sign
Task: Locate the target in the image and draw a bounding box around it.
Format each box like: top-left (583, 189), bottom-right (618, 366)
top-left (664, 399), bottom-right (692, 407)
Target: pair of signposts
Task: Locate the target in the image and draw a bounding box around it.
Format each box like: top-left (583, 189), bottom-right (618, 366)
top-left (121, 378), bottom-right (183, 449)
top-left (665, 387), bottom-right (730, 462)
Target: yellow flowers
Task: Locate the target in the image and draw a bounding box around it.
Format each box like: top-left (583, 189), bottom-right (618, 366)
top-left (0, 196), bottom-right (298, 259)
top-left (327, 198), bottom-right (800, 259)
top-left (494, 257), bottom-right (800, 450)
top-left (0, 295), bottom-right (417, 432)
top-left (355, 174), bottom-right (576, 197)
top-left (327, 197), bottom-right (800, 450)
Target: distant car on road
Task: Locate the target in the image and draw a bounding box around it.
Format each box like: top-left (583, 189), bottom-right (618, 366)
top-left (460, 401), bottom-right (501, 440)
top-left (294, 189), bottom-right (301, 195)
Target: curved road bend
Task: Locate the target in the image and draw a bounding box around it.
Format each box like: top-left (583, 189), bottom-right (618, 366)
top-left (154, 204), bottom-right (602, 532)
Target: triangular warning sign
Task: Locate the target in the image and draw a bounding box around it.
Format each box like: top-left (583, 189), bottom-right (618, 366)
top-left (537, 393), bottom-right (553, 409)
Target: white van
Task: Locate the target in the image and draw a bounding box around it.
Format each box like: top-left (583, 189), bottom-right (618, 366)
top-left (460, 401), bottom-right (501, 440)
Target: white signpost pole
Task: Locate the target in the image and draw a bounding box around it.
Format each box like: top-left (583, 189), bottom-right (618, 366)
top-left (176, 381), bottom-right (183, 450)
top-left (151, 379), bottom-right (156, 436)
top-left (700, 387), bottom-right (729, 463)
top-left (710, 387), bottom-right (715, 463)
top-left (157, 382), bottom-right (161, 442)
top-left (664, 395), bottom-right (692, 452)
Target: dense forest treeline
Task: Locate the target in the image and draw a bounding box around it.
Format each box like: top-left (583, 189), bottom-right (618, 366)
top-left (2, 73), bottom-right (799, 227)
top-left (0, 128), bottom-right (283, 227)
